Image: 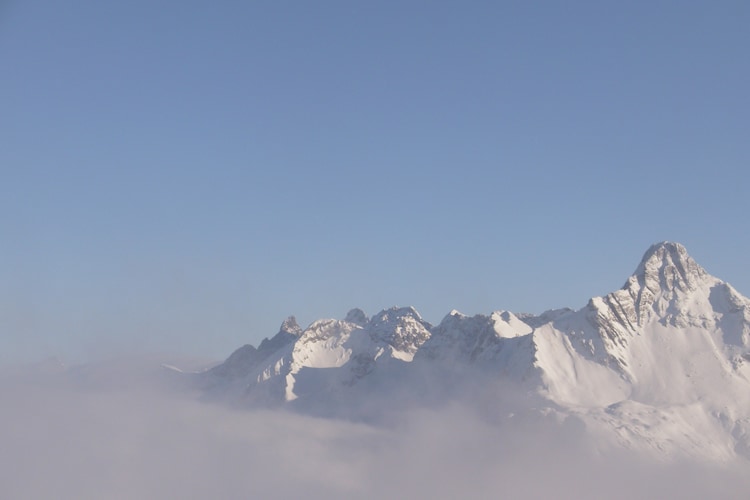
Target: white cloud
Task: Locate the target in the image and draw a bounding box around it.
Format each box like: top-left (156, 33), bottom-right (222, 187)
top-left (1, 361), bottom-right (749, 499)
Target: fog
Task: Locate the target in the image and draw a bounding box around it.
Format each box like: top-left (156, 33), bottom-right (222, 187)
top-left (2, 361), bottom-right (749, 499)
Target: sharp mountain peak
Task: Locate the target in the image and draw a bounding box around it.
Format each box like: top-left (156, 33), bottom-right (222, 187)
top-left (632, 241), bottom-right (708, 292)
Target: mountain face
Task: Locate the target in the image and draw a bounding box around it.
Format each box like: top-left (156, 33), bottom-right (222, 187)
top-left (200, 306), bottom-right (432, 405)
top-left (197, 242), bottom-right (750, 461)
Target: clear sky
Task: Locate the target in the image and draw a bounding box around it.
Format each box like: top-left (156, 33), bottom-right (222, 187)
top-left (2, 1), bottom-right (748, 363)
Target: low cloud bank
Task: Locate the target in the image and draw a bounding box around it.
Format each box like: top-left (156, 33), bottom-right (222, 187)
top-left (1, 360), bottom-right (749, 499)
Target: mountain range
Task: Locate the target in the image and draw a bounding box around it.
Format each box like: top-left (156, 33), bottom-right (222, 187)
top-left (190, 242), bottom-right (750, 461)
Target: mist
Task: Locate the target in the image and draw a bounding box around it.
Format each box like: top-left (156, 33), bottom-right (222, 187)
top-left (1, 359), bottom-right (749, 499)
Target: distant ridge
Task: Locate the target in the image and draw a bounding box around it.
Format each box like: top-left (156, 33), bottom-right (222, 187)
top-left (193, 243), bottom-right (750, 461)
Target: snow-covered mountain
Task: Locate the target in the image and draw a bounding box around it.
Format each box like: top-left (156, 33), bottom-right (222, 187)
top-left (199, 306), bottom-right (431, 406)
top-left (197, 242), bottom-right (750, 461)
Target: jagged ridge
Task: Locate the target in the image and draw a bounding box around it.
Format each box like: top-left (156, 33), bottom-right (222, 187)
top-left (197, 242), bottom-right (750, 460)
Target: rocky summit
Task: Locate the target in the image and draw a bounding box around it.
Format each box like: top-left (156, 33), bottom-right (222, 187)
top-left (195, 242), bottom-right (750, 461)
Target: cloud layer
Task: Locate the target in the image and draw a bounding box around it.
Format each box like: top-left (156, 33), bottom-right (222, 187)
top-left (2, 361), bottom-right (749, 499)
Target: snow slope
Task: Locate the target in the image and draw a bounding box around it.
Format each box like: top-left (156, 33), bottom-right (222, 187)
top-left (199, 306), bottom-right (431, 406)
top-left (198, 242), bottom-right (750, 461)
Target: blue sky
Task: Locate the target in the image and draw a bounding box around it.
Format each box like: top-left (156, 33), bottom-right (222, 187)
top-left (2, 1), bottom-right (748, 363)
